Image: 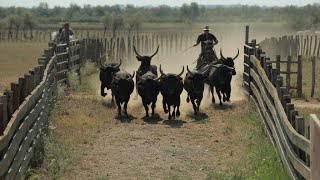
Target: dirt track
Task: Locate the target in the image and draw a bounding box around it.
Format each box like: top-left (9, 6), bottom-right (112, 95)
top-left (48, 24), bottom-right (293, 179)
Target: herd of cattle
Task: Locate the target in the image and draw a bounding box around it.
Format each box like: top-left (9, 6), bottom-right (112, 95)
top-left (99, 46), bottom-right (239, 119)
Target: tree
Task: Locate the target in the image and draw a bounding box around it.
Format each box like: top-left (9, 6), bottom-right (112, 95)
top-left (23, 13), bottom-right (37, 39)
top-left (124, 12), bottom-right (144, 35)
top-left (7, 15), bottom-right (22, 40)
top-left (65, 3), bottom-right (81, 20)
top-left (181, 2), bottom-right (200, 23)
top-left (111, 14), bottom-right (124, 38)
top-left (101, 13), bottom-right (111, 37)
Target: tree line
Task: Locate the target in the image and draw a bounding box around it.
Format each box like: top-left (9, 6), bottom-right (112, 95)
top-left (0, 2), bottom-right (319, 35)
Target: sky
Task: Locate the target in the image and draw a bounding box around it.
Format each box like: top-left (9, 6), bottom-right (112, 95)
top-left (0, 0), bottom-right (319, 8)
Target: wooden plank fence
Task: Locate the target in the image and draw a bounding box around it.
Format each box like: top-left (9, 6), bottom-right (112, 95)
top-left (0, 24), bottom-right (87, 179)
top-left (244, 25), bottom-right (319, 180)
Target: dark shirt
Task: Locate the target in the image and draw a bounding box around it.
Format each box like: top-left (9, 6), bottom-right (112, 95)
top-left (59, 28), bottom-right (74, 42)
top-left (196, 33), bottom-right (218, 52)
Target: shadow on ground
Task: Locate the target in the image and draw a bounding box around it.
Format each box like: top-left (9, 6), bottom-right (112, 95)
top-left (142, 113), bottom-right (163, 124)
top-left (163, 119), bottom-right (187, 128)
top-left (186, 112), bottom-right (209, 122)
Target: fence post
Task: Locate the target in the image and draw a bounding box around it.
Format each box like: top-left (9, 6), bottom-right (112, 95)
top-left (310, 114), bottom-right (320, 179)
top-left (286, 56), bottom-right (292, 90)
top-left (276, 55), bottom-right (281, 71)
top-left (0, 95), bottom-right (8, 135)
top-left (311, 56), bottom-right (316, 98)
top-left (297, 55), bottom-right (302, 97)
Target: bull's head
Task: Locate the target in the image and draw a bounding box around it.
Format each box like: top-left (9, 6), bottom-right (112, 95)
top-left (220, 48), bottom-right (239, 75)
top-left (99, 55), bottom-right (122, 89)
top-left (134, 45), bottom-right (159, 67)
top-left (113, 71), bottom-right (135, 81)
top-left (186, 66), bottom-right (206, 94)
top-left (99, 55), bottom-right (122, 73)
top-left (159, 65), bottom-right (184, 95)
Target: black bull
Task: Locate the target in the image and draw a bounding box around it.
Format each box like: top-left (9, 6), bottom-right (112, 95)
top-left (198, 48), bottom-right (239, 104)
top-left (208, 64), bottom-right (235, 106)
top-left (137, 71), bottom-right (161, 117)
top-left (159, 65), bottom-right (184, 120)
top-left (183, 66), bottom-right (208, 115)
top-left (111, 71), bottom-right (135, 116)
top-left (99, 57), bottom-right (122, 101)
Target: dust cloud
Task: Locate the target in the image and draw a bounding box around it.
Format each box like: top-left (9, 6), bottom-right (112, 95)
top-left (89, 23), bottom-right (294, 113)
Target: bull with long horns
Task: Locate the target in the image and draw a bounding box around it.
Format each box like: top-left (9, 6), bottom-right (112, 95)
top-left (159, 65), bottom-right (184, 120)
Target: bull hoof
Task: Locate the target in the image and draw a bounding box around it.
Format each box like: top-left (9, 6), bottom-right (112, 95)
top-left (168, 115), bottom-right (172, 120)
top-left (194, 111), bottom-right (198, 116)
top-left (176, 110), bottom-right (180, 117)
top-left (146, 113), bottom-right (149, 117)
top-left (219, 102), bottom-right (223, 106)
top-left (172, 112), bottom-right (176, 118)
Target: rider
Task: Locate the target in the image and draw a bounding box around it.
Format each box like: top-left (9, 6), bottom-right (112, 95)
top-left (193, 26), bottom-right (218, 69)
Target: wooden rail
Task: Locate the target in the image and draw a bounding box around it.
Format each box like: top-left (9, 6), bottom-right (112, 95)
top-left (0, 33), bottom-right (85, 179)
top-left (244, 25), bottom-right (319, 180)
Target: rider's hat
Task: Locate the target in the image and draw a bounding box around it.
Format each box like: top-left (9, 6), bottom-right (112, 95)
top-left (203, 26), bottom-right (211, 31)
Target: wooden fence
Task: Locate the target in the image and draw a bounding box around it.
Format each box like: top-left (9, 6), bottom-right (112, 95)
top-left (0, 37), bottom-right (86, 179)
top-left (244, 26), bottom-right (320, 180)
top-left (259, 34), bottom-right (320, 58)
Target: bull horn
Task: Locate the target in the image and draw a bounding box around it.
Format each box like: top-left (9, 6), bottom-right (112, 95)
top-left (220, 48), bottom-right (226, 60)
top-left (128, 71), bottom-right (135, 80)
top-left (113, 58), bottom-right (122, 69)
top-left (150, 45), bottom-right (159, 58)
top-left (159, 65), bottom-right (167, 77)
top-left (177, 66), bottom-right (184, 77)
top-left (232, 48), bottom-right (240, 61)
top-left (133, 45), bottom-right (142, 58)
top-left (186, 65), bottom-right (194, 76)
top-left (99, 54), bottom-right (108, 69)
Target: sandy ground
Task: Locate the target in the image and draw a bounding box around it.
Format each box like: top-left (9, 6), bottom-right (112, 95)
top-left (44, 23), bottom-right (293, 179)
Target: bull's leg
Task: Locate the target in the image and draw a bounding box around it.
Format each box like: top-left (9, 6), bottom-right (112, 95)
top-left (116, 97), bottom-right (121, 116)
top-left (223, 92), bottom-right (227, 102)
top-left (168, 105), bottom-right (172, 120)
top-left (172, 105), bottom-right (176, 118)
top-left (111, 92), bottom-right (115, 102)
top-left (143, 99), bottom-right (149, 117)
top-left (196, 96), bottom-right (202, 113)
top-left (216, 89), bottom-right (223, 106)
top-left (210, 85), bottom-right (215, 104)
top-left (124, 99), bottom-right (129, 116)
top-left (176, 98), bottom-right (181, 117)
top-left (227, 86), bottom-right (231, 101)
top-left (191, 98), bottom-right (198, 115)
top-left (151, 99), bottom-right (156, 116)
top-left (101, 84), bottom-right (107, 97)
top-left (163, 100), bottom-right (168, 114)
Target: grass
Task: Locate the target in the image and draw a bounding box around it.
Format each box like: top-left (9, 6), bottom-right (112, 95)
top-left (26, 62), bottom-right (99, 179)
top-left (206, 105), bottom-right (289, 180)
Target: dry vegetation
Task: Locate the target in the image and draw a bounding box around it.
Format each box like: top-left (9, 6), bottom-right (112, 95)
top-left (0, 42), bottom-right (47, 91)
